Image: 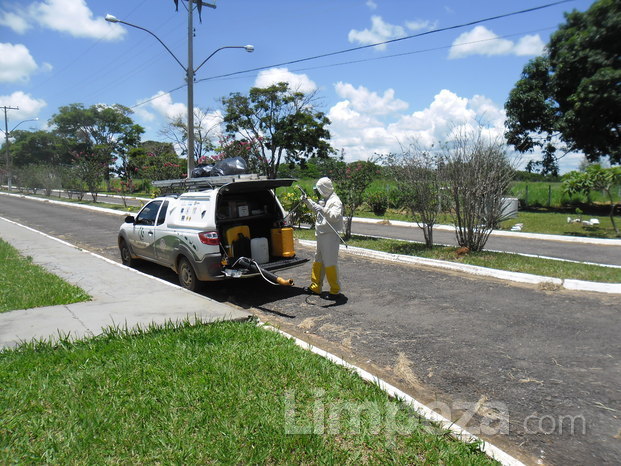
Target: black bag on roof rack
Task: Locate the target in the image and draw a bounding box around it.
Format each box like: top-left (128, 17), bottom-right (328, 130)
top-left (192, 156), bottom-right (248, 178)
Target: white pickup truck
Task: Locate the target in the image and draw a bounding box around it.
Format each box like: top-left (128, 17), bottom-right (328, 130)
top-left (118, 175), bottom-right (307, 291)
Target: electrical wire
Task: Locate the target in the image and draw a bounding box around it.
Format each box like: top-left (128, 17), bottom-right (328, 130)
top-left (128, 0), bottom-right (573, 109)
top-left (195, 0), bottom-right (574, 84)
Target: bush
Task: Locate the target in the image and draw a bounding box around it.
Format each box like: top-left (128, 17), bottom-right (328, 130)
top-left (277, 190), bottom-right (315, 227)
top-left (365, 191), bottom-right (389, 216)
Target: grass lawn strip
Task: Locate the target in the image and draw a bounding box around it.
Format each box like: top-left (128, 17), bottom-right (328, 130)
top-left (0, 320), bottom-right (496, 464)
top-left (0, 239), bottom-right (90, 313)
top-left (294, 230), bottom-right (621, 284)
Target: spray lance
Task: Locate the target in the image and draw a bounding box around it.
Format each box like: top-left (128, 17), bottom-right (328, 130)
top-left (296, 185), bottom-right (348, 248)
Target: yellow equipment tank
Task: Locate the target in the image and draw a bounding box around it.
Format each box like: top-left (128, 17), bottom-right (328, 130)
top-left (225, 225), bottom-right (250, 257)
top-left (271, 227), bottom-right (295, 258)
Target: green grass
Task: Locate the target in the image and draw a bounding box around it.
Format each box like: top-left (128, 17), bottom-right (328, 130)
top-left (295, 230), bottom-right (621, 283)
top-left (0, 321), bottom-right (495, 464)
top-left (500, 210), bottom-right (619, 239)
top-left (509, 181), bottom-right (619, 207)
top-left (0, 239), bottom-right (90, 313)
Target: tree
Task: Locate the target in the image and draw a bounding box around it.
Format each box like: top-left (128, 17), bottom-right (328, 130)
top-left (386, 146), bottom-right (447, 248)
top-left (442, 129), bottom-right (515, 252)
top-left (128, 145), bottom-right (184, 188)
top-left (562, 164), bottom-right (621, 236)
top-left (221, 82), bottom-right (333, 178)
top-left (330, 160), bottom-right (380, 240)
top-left (159, 108), bottom-right (217, 168)
top-left (50, 103), bottom-right (144, 185)
top-left (70, 151), bottom-right (109, 201)
top-left (7, 130), bottom-right (69, 168)
top-left (505, 0), bottom-right (621, 165)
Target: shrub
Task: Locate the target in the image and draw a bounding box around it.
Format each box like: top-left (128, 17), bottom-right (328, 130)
top-left (365, 191), bottom-right (389, 216)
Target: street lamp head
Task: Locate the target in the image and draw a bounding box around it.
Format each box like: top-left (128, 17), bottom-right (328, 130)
top-left (244, 45), bottom-right (254, 53)
top-left (105, 14), bottom-right (120, 23)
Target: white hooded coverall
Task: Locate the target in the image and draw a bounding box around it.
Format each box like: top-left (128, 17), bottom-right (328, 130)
top-left (303, 177), bottom-right (344, 295)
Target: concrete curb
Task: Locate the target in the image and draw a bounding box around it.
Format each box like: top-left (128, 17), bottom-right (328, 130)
top-left (352, 216), bottom-right (621, 246)
top-left (1, 192), bottom-right (130, 216)
top-left (299, 240), bottom-right (621, 294)
top-left (261, 321), bottom-right (525, 466)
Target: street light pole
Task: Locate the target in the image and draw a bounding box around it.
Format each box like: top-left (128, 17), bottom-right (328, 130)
top-left (187, 1), bottom-right (195, 177)
top-left (2, 113), bottom-right (39, 192)
top-left (106, 2), bottom-right (252, 178)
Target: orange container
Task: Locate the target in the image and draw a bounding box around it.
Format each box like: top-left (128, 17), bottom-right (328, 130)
top-left (271, 227), bottom-right (295, 258)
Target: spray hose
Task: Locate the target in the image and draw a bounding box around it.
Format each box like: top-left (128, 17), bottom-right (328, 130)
top-left (232, 257), bottom-right (294, 287)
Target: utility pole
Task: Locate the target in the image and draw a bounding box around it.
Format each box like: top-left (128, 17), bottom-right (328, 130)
top-left (186, 0), bottom-right (216, 178)
top-left (2, 105), bottom-right (19, 192)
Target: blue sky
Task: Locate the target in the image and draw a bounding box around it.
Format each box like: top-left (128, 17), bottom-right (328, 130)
top-left (1, 0), bottom-right (594, 173)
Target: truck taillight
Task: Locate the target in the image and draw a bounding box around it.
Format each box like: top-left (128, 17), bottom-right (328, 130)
top-left (198, 231), bottom-right (219, 245)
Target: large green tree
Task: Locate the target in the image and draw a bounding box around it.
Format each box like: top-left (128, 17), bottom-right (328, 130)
top-left (505, 0), bottom-right (621, 167)
top-left (50, 103), bottom-right (144, 181)
top-left (221, 82), bottom-right (333, 178)
top-left (7, 130), bottom-right (69, 168)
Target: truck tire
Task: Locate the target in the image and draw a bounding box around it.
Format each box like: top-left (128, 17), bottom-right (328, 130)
top-left (119, 239), bottom-right (135, 267)
top-left (178, 257), bottom-right (201, 291)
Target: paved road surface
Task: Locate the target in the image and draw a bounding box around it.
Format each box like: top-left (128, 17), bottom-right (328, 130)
top-left (1, 195), bottom-right (620, 465)
top-left (38, 191), bottom-right (621, 265)
top-left (352, 221), bottom-right (621, 266)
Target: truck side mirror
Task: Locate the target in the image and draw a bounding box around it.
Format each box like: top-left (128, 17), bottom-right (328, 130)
top-left (125, 215), bottom-right (135, 224)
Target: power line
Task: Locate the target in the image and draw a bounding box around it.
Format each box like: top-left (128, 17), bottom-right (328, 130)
top-left (195, 0), bottom-right (573, 84)
top-left (130, 0), bottom-right (574, 109)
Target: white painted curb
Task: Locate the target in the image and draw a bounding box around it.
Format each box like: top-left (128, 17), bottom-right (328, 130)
top-left (299, 240), bottom-right (621, 294)
top-left (352, 216), bottom-right (621, 246)
top-left (260, 321), bottom-right (525, 466)
top-left (1, 192), bottom-right (129, 216)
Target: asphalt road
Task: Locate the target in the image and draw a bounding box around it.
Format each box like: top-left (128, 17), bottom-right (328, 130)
top-left (352, 222), bottom-right (621, 267)
top-left (35, 191), bottom-right (621, 265)
top-left (1, 195), bottom-right (620, 465)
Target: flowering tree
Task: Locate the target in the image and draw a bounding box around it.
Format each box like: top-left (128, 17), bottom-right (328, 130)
top-left (214, 134), bottom-right (263, 173)
top-left (128, 147), bottom-right (184, 191)
top-left (330, 160), bottom-right (380, 240)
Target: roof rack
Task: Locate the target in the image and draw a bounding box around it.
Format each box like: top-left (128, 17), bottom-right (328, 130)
top-left (152, 173), bottom-right (268, 192)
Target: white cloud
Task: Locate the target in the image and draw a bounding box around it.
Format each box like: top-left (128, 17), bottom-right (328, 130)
top-left (254, 68), bottom-right (317, 94)
top-left (328, 87), bottom-right (507, 162)
top-left (348, 16), bottom-right (436, 51)
top-left (0, 43), bottom-right (37, 83)
top-left (135, 92), bottom-right (224, 144)
top-left (0, 10), bottom-right (30, 33)
top-left (334, 82), bottom-right (408, 115)
top-left (0, 91), bottom-right (47, 119)
top-left (405, 19), bottom-right (436, 32)
top-left (514, 34), bottom-right (545, 56)
top-left (144, 91), bottom-right (187, 120)
top-left (366, 0), bottom-right (378, 10)
top-left (1, 0), bottom-right (124, 40)
top-left (449, 26), bottom-right (544, 59)
top-left (348, 16), bottom-right (406, 51)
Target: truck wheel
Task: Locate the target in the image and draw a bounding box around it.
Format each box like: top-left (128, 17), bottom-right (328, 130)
top-left (119, 239), bottom-right (135, 267)
top-left (178, 257), bottom-right (201, 291)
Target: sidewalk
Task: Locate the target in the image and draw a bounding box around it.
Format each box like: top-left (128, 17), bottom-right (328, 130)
top-left (0, 217), bottom-right (250, 349)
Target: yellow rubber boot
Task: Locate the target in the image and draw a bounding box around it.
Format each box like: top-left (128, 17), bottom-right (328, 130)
top-left (309, 262), bottom-right (324, 294)
top-left (325, 265), bottom-right (341, 295)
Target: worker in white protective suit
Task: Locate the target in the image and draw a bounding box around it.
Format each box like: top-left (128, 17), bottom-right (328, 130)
top-left (301, 177), bottom-right (344, 299)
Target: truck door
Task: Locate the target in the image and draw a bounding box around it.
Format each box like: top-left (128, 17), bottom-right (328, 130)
top-left (153, 200), bottom-right (175, 266)
top-left (128, 200), bottom-right (162, 259)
